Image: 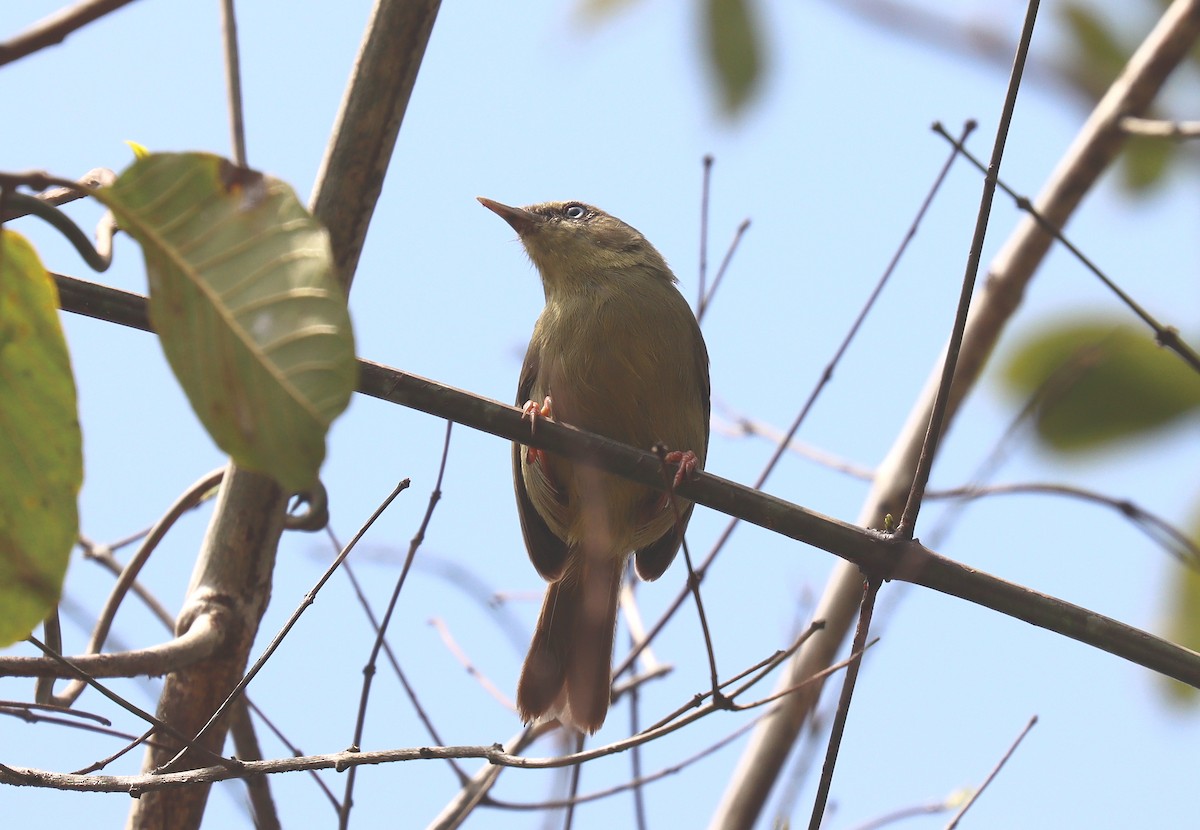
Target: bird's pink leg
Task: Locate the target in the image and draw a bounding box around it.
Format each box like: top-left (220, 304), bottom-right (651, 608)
top-left (521, 395), bottom-right (553, 465)
top-left (663, 449), bottom-right (699, 489)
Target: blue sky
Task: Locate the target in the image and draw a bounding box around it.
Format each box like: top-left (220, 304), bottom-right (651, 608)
top-left (3, 1), bottom-right (1199, 828)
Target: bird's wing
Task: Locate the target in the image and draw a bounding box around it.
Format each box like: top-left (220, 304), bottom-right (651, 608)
top-left (514, 341), bottom-right (570, 581)
top-left (634, 315), bottom-right (710, 581)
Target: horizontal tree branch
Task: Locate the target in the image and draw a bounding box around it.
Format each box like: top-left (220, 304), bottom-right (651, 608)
top-left (43, 273), bottom-right (1200, 692)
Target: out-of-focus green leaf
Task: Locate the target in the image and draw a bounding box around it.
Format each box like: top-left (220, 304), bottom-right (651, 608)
top-left (705, 0), bottom-right (764, 117)
top-left (0, 230), bottom-right (82, 647)
top-left (95, 152), bottom-right (357, 492)
top-left (1120, 133), bottom-right (1175, 193)
top-left (1058, 2), bottom-right (1178, 193)
top-left (1058, 2), bottom-right (1128, 100)
top-left (1000, 318), bottom-right (1200, 453)
top-left (1161, 509), bottom-right (1200, 706)
top-left (576, 0), bottom-right (642, 23)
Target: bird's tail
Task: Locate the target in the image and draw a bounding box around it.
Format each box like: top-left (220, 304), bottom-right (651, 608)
top-left (517, 550), bottom-right (623, 734)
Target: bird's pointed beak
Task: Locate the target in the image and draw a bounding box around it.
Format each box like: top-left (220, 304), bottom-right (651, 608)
top-left (478, 197), bottom-right (543, 236)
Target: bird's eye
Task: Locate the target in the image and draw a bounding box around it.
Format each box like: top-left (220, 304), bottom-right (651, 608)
top-left (564, 204), bottom-right (587, 220)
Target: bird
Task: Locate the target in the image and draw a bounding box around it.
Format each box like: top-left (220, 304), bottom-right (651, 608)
top-left (478, 196), bottom-right (710, 733)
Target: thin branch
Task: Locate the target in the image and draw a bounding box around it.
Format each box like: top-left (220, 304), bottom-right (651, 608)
top-left (898, 0), bottom-right (1041, 538)
top-left (488, 710), bottom-right (773, 812)
top-left (0, 168), bottom-right (115, 220)
top-left (0, 0), bottom-right (141, 67)
top-left (654, 445), bottom-right (723, 708)
top-left (52, 468), bottom-right (224, 707)
top-left (933, 481), bottom-right (1200, 568)
top-left (0, 640), bottom-right (866, 798)
top-left (35, 610), bottom-right (63, 703)
top-left (932, 123), bottom-right (1200, 373)
top-left (429, 616), bottom-right (513, 713)
top-left (808, 578), bottom-right (879, 830)
top-left (713, 409), bottom-right (875, 481)
top-left (74, 727), bottom-right (156, 775)
top-left (228, 702), bottom-right (280, 830)
top-left (697, 154), bottom-right (713, 311)
top-left (341, 559), bottom-right (464, 780)
top-left (945, 716), bottom-right (1038, 829)
top-left (24, 633), bottom-right (238, 772)
top-left (244, 699), bottom-right (341, 812)
top-left (341, 424), bottom-right (451, 828)
top-left (219, 0), bottom-right (248, 166)
top-left (627, 651), bottom-right (648, 830)
top-left (426, 726), bottom-right (547, 830)
top-left (0, 699), bottom-right (110, 726)
top-left (1, 611), bottom-right (226, 678)
top-left (80, 537), bottom-right (177, 630)
top-left (156, 478), bottom-right (411, 775)
top-left (1119, 115), bottom-right (1200, 138)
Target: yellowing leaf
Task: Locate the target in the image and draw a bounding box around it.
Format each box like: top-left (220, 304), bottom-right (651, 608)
top-left (0, 230), bottom-right (82, 647)
top-left (96, 153), bottom-right (357, 491)
top-left (125, 140), bottom-right (151, 160)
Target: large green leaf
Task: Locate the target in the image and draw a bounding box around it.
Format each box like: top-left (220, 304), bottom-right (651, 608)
top-left (1000, 318), bottom-right (1200, 453)
top-left (0, 230), bottom-right (82, 647)
top-left (96, 153), bottom-right (357, 491)
top-left (704, 0), bottom-right (764, 117)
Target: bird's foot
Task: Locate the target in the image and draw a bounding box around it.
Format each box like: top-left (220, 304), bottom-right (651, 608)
top-left (662, 449), bottom-right (699, 489)
top-left (521, 396), bottom-right (553, 464)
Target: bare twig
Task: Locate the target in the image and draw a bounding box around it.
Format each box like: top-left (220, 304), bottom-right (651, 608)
top-left (228, 702), bottom-right (280, 830)
top-left (711, 409), bottom-right (876, 480)
top-left (933, 481), bottom-right (1200, 568)
top-left (898, 0), bottom-right (1041, 538)
top-left (1, 612), bottom-right (225, 679)
top-left (155, 478), bottom-right (410, 777)
top-left (945, 716), bottom-right (1038, 828)
top-left (0, 0), bottom-right (141, 67)
top-left (933, 123), bottom-right (1200, 373)
top-left (697, 154), bottom-right (714, 310)
top-left (341, 424), bottom-right (451, 828)
top-left (699, 219), bottom-right (751, 323)
top-left (808, 578), bottom-right (879, 830)
top-left (0, 169), bottom-right (115, 220)
top-left (219, 0), bottom-right (248, 166)
top-left (1120, 115), bottom-right (1200, 138)
top-left (429, 617), bottom-right (513, 712)
top-left (25, 632), bottom-right (237, 772)
top-left (80, 537), bottom-right (177, 630)
top-left (654, 445), bottom-right (724, 709)
top-left (52, 469), bottom-right (224, 707)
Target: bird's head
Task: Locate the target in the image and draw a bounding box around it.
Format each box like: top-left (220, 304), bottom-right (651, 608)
top-left (478, 197), bottom-right (675, 297)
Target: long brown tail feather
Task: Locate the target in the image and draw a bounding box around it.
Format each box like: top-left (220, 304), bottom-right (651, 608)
top-left (517, 553), bottom-right (622, 734)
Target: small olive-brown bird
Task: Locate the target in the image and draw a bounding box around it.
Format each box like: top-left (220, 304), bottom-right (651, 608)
top-left (479, 197), bottom-right (710, 734)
